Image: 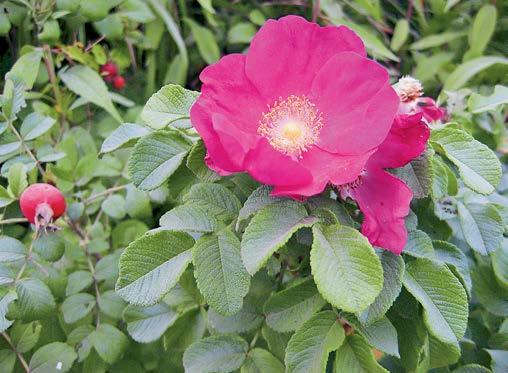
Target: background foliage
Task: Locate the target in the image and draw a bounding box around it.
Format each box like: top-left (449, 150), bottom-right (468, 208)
top-left (0, 0), bottom-right (507, 372)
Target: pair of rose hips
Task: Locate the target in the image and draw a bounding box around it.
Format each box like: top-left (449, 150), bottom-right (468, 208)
top-left (19, 184), bottom-right (66, 229)
top-left (99, 62), bottom-right (126, 90)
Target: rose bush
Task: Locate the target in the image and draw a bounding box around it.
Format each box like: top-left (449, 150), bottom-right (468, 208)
top-left (0, 1), bottom-right (507, 372)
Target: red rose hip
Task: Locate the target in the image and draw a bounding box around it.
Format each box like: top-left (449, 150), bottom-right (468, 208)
top-left (19, 183), bottom-right (66, 227)
top-left (112, 75), bottom-right (126, 90)
top-left (99, 62), bottom-right (118, 82)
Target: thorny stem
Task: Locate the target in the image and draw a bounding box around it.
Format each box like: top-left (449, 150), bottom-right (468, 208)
top-left (85, 184), bottom-right (128, 204)
top-left (1, 332), bottom-right (30, 373)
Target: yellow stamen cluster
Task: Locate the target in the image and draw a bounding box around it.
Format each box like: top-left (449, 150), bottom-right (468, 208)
top-left (258, 95), bottom-right (323, 158)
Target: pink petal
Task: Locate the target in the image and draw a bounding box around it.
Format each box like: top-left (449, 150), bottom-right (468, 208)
top-left (199, 53), bottom-right (266, 133)
top-left (244, 139), bottom-right (313, 188)
top-left (418, 97), bottom-right (446, 122)
top-left (310, 52), bottom-right (399, 155)
top-left (370, 113), bottom-right (430, 169)
top-left (245, 15), bottom-right (365, 103)
top-left (349, 167), bottom-right (412, 254)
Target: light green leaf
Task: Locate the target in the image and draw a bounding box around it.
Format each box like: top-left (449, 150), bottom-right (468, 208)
top-left (15, 278), bottom-right (56, 321)
top-left (116, 230), bottom-right (194, 305)
top-left (238, 185), bottom-right (283, 222)
top-left (186, 140), bottom-right (221, 182)
top-left (285, 311), bottom-right (345, 373)
top-left (101, 194), bottom-right (127, 219)
top-left (61, 293), bottom-right (95, 324)
top-left (183, 334), bottom-right (248, 373)
top-left (403, 229), bottom-right (436, 260)
top-left (468, 85), bottom-right (508, 113)
top-left (19, 113), bottom-right (56, 141)
top-left (91, 324), bottom-right (128, 364)
top-left (228, 22), bottom-right (257, 44)
top-left (410, 31), bottom-right (465, 50)
top-left (124, 303), bottom-right (177, 343)
top-left (492, 241), bottom-right (508, 287)
top-left (457, 202), bottom-right (503, 255)
top-left (29, 342), bottom-right (77, 373)
top-left (59, 65), bottom-right (122, 122)
top-left (7, 163), bottom-right (27, 197)
top-left (334, 334), bottom-right (388, 373)
top-left (431, 128), bottom-right (501, 194)
top-left (452, 364), bottom-right (492, 373)
top-left (391, 150), bottom-right (431, 199)
top-left (359, 252), bottom-right (405, 325)
top-left (262, 325), bottom-right (291, 362)
top-left (66, 270), bottom-right (93, 296)
top-left (193, 228), bottom-right (250, 316)
top-left (128, 130), bottom-right (191, 191)
top-left (264, 278), bottom-right (326, 332)
top-left (468, 4), bottom-right (497, 57)
top-left (311, 224), bottom-right (383, 313)
top-left (472, 264), bottom-right (508, 316)
top-left (98, 290), bottom-right (125, 319)
top-left (100, 123), bottom-right (151, 154)
top-left (390, 19), bottom-right (409, 51)
top-left (429, 335), bottom-right (461, 369)
top-left (241, 348), bottom-right (284, 373)
top-left (443, 56), bottom-right (508, 91)
top-left (0, 292), bottom-right (17, 331)
top-left (349, 316), bottom-right (399, 358)
top-left (159, 204), bottom-right (218, 233)
top-left (208, 301), bottom-right (263, 334)
top-left (184, 18), bottom-right (220, 64)
top-left (6, 50), bottom-right (43, 90)
top-left (0, 186), bottom-right (14, 208)
top-left (403, 258), bottom-right (468, 345)
top-left (164, 308), bottom-right (207, 352)
top-left (0, 236), bottom-right (26, 262)
top-left (183, 183), bottom-right (241, 222)
top-left (141, 84), bottom-right (199, 129)
top-left (485, 349), bottom-right (508, 373)
top-left (241, 200), bottom-right (316, 275)
top-left (433, 240), bottom-right (472, 294)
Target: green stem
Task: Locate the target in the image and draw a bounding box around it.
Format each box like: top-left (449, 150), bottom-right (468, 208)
top-left (1, 332), bottom-right (30, 373)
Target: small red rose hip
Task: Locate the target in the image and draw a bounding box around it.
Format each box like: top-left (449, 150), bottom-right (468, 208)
top-left (99, 62), bottom-right (118, 82)
top-left (112, 75), bottom-right (126, 90)
top-left (19, 184), bottom-right (66, 228)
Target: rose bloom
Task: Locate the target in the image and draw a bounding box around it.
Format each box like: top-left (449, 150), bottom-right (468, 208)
top-left (191, 15), bottom-right (399, 197)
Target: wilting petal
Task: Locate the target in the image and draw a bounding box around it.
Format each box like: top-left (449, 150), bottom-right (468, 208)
top-left (370, 113), bottom-right (430, 169)
top-left (349, 167), bottom-right (413, 254)
top-left (311, 52), bottom-right (399, 155)
top-left (245, 15), bottom-right (365, 102)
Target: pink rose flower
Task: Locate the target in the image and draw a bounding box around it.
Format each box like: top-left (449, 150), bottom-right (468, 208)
top-left (395, 76), bottom-right (446, 122)
top-left (191, 15), bottom-right (399, 197)
top-left (339, 112), bottom-right (430, 253)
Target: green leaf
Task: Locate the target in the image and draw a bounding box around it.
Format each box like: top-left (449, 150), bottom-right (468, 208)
top-left (431, 128), bottom-right (501, 194)
top-left (264, 278), bottom-right (326, 332)
top-left (29, 342), bottom-right (77, 373)
top-left (0, 236), bottom-right (26, 262)
top-left (15, 278), bottom-right (56, 321)
top-left (184, 18), bottom-right (220, 64)
top-left (349, 316), bottom-right (399, 358)
top-left (183, 183), bottom-right (241, 222)
top-left (241, 200), bottom-right (316, 275)
top-left (485, 349), bottom-right (508, 373)
top-left (404, 229), bottom-right (436, 260)
top-left (186, 140), bottom-right (221, 182)
top-left (410, 31), bottom-right (465, 50)
top-left (228, 22), bottom-right (257, 44)
top-left (0, 186), bottom-right (14, 208)
top-left (66, 270), bottom-right (93, 296)
top-left (98, 290), bottom-right (125, 319)
top-left (238, 185), bottom-right (283, 223)
top-left (116, 230), bottom-right (194, 305)
top-left (468, 85), bottom-right (508, 113)
top-left (467, 4), bottom-right (497, 57)
top-left (208, 301), bottom-right (263, 334)
top-left (403, 258), bottom-right (468, 345)
top-left (159, 204), bottom-right (218, 233)
top-left (262, 325), bottom-right (291, 362)
top-left (433, 240), bottom-right (472, 294)
top-left (128, 130), bottom-right (191, 191)
top-left (6, 50), bottom-right (43, 90)
top-left (310, 224), bottom-right (383, 313)
top-left (193, 228), bottom-right (250, 316)
top-left (0, 350), bottom-right (15, 373)
top-left (101, 194), bottom-right (127, 219)
top-left (472, 264), bottom-right (508, 316)
top-left (91, 324), bottom-right (128, 364)
top-left (61, 293), bottom-right (95, 324)
top-left (164, 308), bottom-right (207, 352)
top-left (0, 292), bottom-right (17, 331)
top-left (100, 123), bottom-right (151, 154)
top-left (334, 334), bottom-right (388, 373)
top-left (359, 252), bottom-right (405, 325)
top-left (19, 113), bottom-right (56, 141)
top-left (141, 84), bottom-right (199, 129)
top-left (390, 19), bottom-right (409, 51)
top-left (457, 202), bottom-right (503, 255)
top-left (124, 303), bottom-right (177, 343)
top-left (118, 0), bottom-right (155, 22)
top-left (59, 65), bottom-right (122, 123)
top-left (429, 335), bottom-right (461, 368)
top-left (391, 150), bottom-right (431, 199)
top-left (10, 321), bottom-right (41, 353)
top-left (7, 163), bottom-right (27, 198)
top-left (452, 364), bottom-right (493, 373)
top-left (285, 310), bottom-right (345, 373)
top-left (443, 56), bottom-right (508, 91)
top-left (241, 348), bottom-right (284, 373)
top-left (183, 334), bottom-right (248, 373)
top-left (492, 241), bottom-right (508, 287)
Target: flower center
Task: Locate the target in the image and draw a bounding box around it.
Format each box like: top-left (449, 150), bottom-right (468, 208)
top-left (394, 76), bottom-right (423, 103)
top-left (258, 95), bottom-right (323, 158)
